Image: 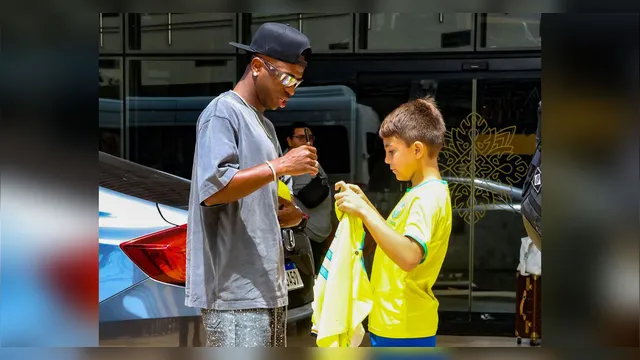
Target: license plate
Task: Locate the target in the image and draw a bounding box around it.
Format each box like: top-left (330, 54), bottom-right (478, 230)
top-left (285, 262), bottom-right (304, 291)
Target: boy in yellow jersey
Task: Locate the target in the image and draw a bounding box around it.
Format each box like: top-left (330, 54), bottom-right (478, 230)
top-left (334, 96), bottom-right (452, 347)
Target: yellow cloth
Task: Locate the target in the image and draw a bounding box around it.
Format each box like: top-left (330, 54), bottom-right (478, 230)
top-left (277, 180), bottom-right (291, 201)
top-left (368, 179), bottom-right (452, 339)
top-left (310, 202), bottom-right (373, 347)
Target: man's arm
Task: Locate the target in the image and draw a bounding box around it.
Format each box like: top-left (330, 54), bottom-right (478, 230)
top-left (202, 163), bottom-right (278, 206)
top-left (197, 114), bottom-right (273, 206)
top-left (198, 109), bottom-right (319, 207)
top-left (359, 205), bottom-right (425, 272)
top-left (203, 153), bottom-right (319, 206)
top-left (197, 114), bottom-right (277, 207)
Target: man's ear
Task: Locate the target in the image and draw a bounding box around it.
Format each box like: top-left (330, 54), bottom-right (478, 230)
top-left (250, 57), bottom-right (263, 76)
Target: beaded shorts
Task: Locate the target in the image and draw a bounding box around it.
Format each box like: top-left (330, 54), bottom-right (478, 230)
top-left (200, 307), bottom-right (287, 347)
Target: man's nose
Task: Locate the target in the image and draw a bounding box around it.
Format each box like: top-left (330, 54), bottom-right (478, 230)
top-left (285, 86), bottom-right (296, 97)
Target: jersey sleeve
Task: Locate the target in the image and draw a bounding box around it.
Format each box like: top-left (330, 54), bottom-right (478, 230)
top-left (196, 115), bottom-right (240, 205)
top-left (403, 198), bottom-right (436, 264)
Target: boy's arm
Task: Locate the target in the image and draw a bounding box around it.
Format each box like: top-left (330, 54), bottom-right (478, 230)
top-left (333, 181), bottom-right (427, 272)
top-left (360, 205), bottom-right (425, 272)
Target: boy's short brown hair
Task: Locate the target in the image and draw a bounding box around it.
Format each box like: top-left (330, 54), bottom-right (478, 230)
top-left (379, 96), bottom-right (446, 158)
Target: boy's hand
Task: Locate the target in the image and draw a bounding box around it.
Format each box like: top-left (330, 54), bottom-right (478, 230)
top-left (335, 181), bottom-right (375, 209)
top-left (335, 187), bottom-right (371, 218)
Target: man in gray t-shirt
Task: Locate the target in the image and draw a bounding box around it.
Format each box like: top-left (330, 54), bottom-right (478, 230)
top-left (186, 23), bottom-right (317, 347)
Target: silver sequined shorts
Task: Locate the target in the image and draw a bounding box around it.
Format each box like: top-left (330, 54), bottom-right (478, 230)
top-left (200, 307), bottom-right (287, 347)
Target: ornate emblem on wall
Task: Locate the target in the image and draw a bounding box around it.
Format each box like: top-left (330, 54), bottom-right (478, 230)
top-left (440, 112), bottom-right (529, 224)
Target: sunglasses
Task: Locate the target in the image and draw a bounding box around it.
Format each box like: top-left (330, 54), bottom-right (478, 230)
top-left (292, 134), bottom-right (315, 142)
top-left (257, 57), bottom-right (304, 89)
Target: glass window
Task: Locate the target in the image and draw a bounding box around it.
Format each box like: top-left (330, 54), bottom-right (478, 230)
top-left (478, 13), bottom-right (541, 49)
top-left (251, 13), bottom-right (300, 34)
top-left (360, 13), bottom-right (474, 52)
top-left (99, 13), bottom-right (122, 53)
top-left (132, 13), bottom-right (237, 53)
top-left (357, 77), bottom-right (418, 196)
top-left (127, 58), bottom-right (237, 179)
top-left (470, 77), bottom-right (541, 314)
top-left (417, 79), bottom-right (475, 312)
top-left (301, 14), bottom-right (354, 52)
top-left (99, 58), bottom-right (122, 157)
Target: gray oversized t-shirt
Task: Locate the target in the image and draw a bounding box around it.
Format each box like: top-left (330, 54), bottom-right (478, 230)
top-left (185, 90), bottom-right (288, 310)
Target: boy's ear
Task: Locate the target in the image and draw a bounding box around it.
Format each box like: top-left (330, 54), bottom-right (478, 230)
top-left (413, 141), bottom-right (426, 159)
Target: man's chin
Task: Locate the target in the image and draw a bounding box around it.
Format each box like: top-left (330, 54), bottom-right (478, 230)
top-left (268, 102), bottom-right (282, 111)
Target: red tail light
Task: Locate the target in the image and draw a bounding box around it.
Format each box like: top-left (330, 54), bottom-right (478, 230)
top-left (119, 224), bottom-right (187, 287)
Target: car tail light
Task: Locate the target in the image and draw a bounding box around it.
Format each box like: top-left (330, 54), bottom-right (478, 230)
top-left (119, 224), bottom-right (187, 287)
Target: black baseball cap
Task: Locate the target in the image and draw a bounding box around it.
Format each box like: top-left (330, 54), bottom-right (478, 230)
top-left (229, 22), bottom-right (312, 67)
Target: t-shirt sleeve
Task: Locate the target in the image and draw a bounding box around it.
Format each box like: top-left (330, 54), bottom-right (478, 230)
top-left (196, 115), bottom-right (240, 205)
top-left (403, 199), bottom-right (436, 264)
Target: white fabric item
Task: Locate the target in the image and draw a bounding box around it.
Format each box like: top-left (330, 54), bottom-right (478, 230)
top-left (517, 236), bottom-right (541, 276)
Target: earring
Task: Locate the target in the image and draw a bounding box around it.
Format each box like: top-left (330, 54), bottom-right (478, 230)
top-left (253, 72), bottom-right (258, 77)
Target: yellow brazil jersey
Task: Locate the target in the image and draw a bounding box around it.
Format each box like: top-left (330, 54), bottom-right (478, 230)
top-left (311, 202), bottom-right (373, 347)
top-left (368, 179), bottom-right (452, 339)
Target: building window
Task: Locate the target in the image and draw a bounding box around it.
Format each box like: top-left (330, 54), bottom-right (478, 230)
top-left (99, 58), bottom-right (122, 157)
top-left (128, 13), bottom-right (237, 53)
top-left (99, 13), bottom-right (122, 54)
top-left (477, 13), bottom-right (541, 50)
top-left (358, 13), bottom-right (474, 52)
top-left (126, 57), bottom-right (237, 179)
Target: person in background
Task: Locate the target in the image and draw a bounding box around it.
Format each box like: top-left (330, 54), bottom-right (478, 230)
top-left (185, 23), bottom-right (318, 347)
top-left (334, 96), bottom-right (452, 347)
top-left (285, 122), bottom-right (334, 274)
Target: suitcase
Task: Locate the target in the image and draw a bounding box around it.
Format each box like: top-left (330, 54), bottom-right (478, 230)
top-left (515, 273), bottom-right (542, 346)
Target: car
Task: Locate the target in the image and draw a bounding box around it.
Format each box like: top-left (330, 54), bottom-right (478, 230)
top-left (98, 151), bottom-right (315, 346)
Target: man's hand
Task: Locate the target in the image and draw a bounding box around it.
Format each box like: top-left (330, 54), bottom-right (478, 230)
top-left (272, 145), bottom-right (319, 177)
top-left (278, 196), bottom-right (304, 228)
